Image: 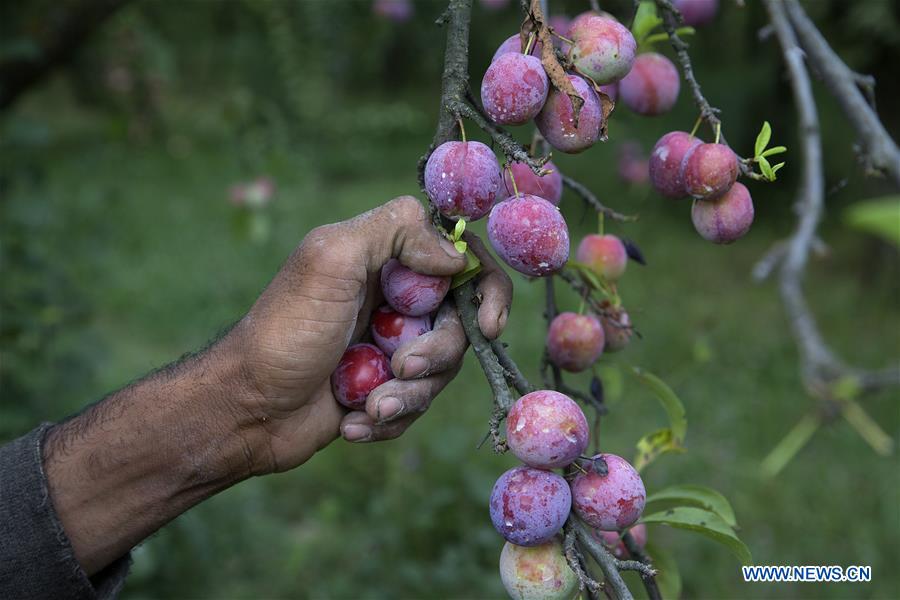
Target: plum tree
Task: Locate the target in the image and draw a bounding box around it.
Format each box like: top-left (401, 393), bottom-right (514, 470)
top-left (481, 52), bottom-right (549, 125)
top-left (380, 258), bottom-right (450, 317)
top-left (487, 194), bottom-right (569, 277)
top-left (499, 539), bottom-right (579, 600)
top-left (569, 14), bottom-right (637, 84)
top-left (546, 313), bottom-right (605, 372)
top-left (681, 142), bottom-right (739, 201)
top-left (370, 305), bottom-right (432, 357)
top-left (571, 454), bottom-right (646, 531)
top-left (535, 74), bottom-right (603, 154)
top-left (618, 52), bottom-right (680, 116)
top-left (330, 343), bottom-right (393, 409)
top-left (503, 160), bottom-right (563, 205)
top-left (506, 390), bottom-right (590, 468)
top-left (424, 140), bottom-right (503, 220)
top-left (576, 234), bottom-right (628, 281)
top-left (489, 466), bottom-right (572, 547)
top-left (692, 181), bottom-right (755, 244)
top-left (649, 131), bottom-right (702, 198)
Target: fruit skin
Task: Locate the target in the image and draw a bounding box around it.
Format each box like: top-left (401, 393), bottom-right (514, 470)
top-left (691, 181), bottom-right (754, 244)
top-left (594, 524), bottom-right (648, 559)
top-left (424, 140), bottom-right (503, 220)
top-left (681, 142), bottom-right (739, 201)
top-left (482, 53), bottom-right (549, 125)
top-left (490, 466), bottom-right (572, 546)
top-left (535, 75), bottom-right (603, 154)
top-left (571, 454), bottom-right (646, 531)
top-left (672, 0), bottom-right (719, 26)
top-left (372, 0), bottom-right (413, 22)
top-left (499, 539), bottom-right (579, 600)
top-left (492, 34), bottom-right (543, 63)
top-left (546, 313), bottom-right (605, 373)
top-left (648, 131), bottom-right (702, 198)
top-left (331, 343), bottom-right (393, 409)
top-left (569, 15), bottom-right (637, 84)
top-left (598, 83), bottom-right (618, 102)
top-left (503, 160), bottom-right (563, 206)
top-left (487, 195), bottom-right (570, 277)
top-left (575, 234), bottom-right (627, 281)
top-left (370, 305), bottom-right (431, 357)
top-left (617, 142), bottom-right (649, 185)
top-left (618, 52), bottom-right (680, 116)
top-left (599, 306), bottom-right (633, 352)
top-left (506, 390), bottom-right (590, 469)
top-left (380, 258), bottom-right (450, 317)
top-left (548, 15), bottom-right (572, 52)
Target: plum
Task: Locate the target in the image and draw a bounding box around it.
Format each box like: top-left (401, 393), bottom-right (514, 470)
top-left (492, 34), bottom-right (543, 63)
top-left (672, 0), bottom-right (719, 26)
top-left (331, 343), bottom-right (393, 409)
top-left (691, 181), bottom-right (754, 244)
top-left (619, 52), bottom-right (680, 116)
top-left (546, 313), bottom-right (605, 373)
top-left (617, 142), bottom-right (649, 185)
top-left (575, 234), bottom-right (627, 281)
top-left (372, 0), bottom-right (413, 22)
top-left (487, 194), bottom-right (570, 277)
top-left (569, 15), bottom-right (636, 84)
top-left (424, 140), bottom-right (503, 220)
top-left (594, 524), bottom-right (648, 559)
top-left (380, 258), bottom-right (450, 317)
top-left (548, 15), bottom-right (572, 52)
top-left (370, 305), bottom-right (431, 357)
top-left (499, 539), bottom-right (578, 600)
top-left (503, 160), bottom-right (563, 206)
top-left (482, 53), bottom-right (549, 125)
top-left (648, 131), bottom-right (702, 198)
top-left (598, 82), bottom-right (618, 102)
top-left (507, 390), bottom-right (589, 469)
top-left (571, 454), bottom-right (646, 531)
top-left (681, 142), bottom-right (739, 201)
top-left (535, 75), bottom-right (603, 154)
top-left (599, 305), bottom-right (633, 352)
top-left (490, 466), bottom-right (572, 546)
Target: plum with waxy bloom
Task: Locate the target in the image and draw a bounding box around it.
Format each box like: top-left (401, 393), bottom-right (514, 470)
top-left (576, 234), bottom-right (627, 281)
top-left (380, 258), bottom-right (450, 317)
top-left (499, 539), bottom-right (579, 600)
top-left (503, 160), bottom-right (563, 206)
top-left (691, 181), bottom-right (754, 244)
top-left (681, 142), bottom-right (739, 201)
top-left (535, 75), bottom-right (603, 154)
top-left (546, 313), bottom-right (605, 373)
top-left (507, 390), bottom-right (589, 468)
top-left (331, 343), bottom-right (393, 409)
top-left (370, 305), bottom-right (431, 357)
top-left (571, 454), bottom-right (646, 531)
top-left (594, 524), bottom-right (648, 559)
top-left (490, 466), bottom-right (572, 546)
top-left (492, 34), bottom-right (543, 63)
top-left (569, 15), bottom-right (637, 84)
top-left (488, 194), bottom-right (570, 277)
top-left (649, 131), bottom-right (702, 198)
top-left (482, 53), bottom-right (549, 125)
top-left (424, 140), bottom-right (503, 220)
top-left (618, 53), bottom-right (680, 116)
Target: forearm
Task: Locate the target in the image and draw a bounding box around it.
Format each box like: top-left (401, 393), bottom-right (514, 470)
top-left (42, 332), bottom-right (268, 576)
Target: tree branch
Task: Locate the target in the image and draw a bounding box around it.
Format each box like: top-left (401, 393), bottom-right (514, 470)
top-left (573, 519), bottom-right (634, 600)
top-left (562, 175), bottom-right (638, 222)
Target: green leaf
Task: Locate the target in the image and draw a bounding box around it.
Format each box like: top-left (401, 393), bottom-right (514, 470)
top-left (450, 248), bottom-right (482, 289)
top-left (632, 1), bottom-right (662, 44)
top-left (757, 155), bottom-right (775, 181)
top-left (453, 240), bottom-right (467, 254)
top-left (645, 484), bottom-right (737, 528)
top-left (566, 260), bottom-right (604, 291)
top-left (632, 368), bottom-right (687, 441)
top-left (643, 27), bottom-right (695, 46)
top-left (843, 195), bottom-right (900, 246)
top-left (771, 162), bottom-right (785, 175)
top-left (754, 121), bottom-right (772, 157)
top-left (452, 218), bottom-right (466, 241)
top-left (641, 507), bottom-right (752, 565)
top-left (760, 145), bottom-right (787, 158)
top-left (760, 414), bottom-right (820, 478)
top-left (634, 428), bottom-right (685, 472)
top-left (645, 541), bottom-right (682, 600)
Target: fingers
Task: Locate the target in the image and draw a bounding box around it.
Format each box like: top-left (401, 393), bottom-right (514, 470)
top-left (390, 302), bottom-right (467, 380)
top-left (466, 233), bottom-right (513, 340)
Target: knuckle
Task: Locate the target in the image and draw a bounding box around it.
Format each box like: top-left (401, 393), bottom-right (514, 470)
top-left (388, 195), bottom-right (426, 224)
top-left (297, 224), bottom-right (339, 260)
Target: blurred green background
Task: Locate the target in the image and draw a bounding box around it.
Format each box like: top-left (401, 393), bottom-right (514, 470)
top-left (2, 0), bottom-right (899, 598)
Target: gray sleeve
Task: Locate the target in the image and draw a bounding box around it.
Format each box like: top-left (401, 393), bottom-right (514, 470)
top-left (0, 423), bottom-right (131, 600)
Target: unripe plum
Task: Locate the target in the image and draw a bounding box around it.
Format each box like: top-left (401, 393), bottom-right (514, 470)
top-left (691, 181), bottom-right (754, 244)
top-left (492, 34), bottom-right (543, 63)
top-left (681, 142), bottom-right (739, 201)
top-left (331, 343), bottom-right (393, 409)
top-left (487, 195), bottom-right (570, 277)
top-left (648, 131), bottom-right (701, 198)
top-left (380, 258), bottom-right (450, 317)
top-left (569, 15), bottom-right (636, 84)
top-left (482, 53), bottom-right (549, 125)
top-left (594, 524), bottom-right (648, 559)
top-left (599, 305), bottom-right (633, 352)
top-left (503, 160), bottom-right (563, 206)
top-left (546, 313), bottom-right (605, 373)
top-left (370, 305), bottom-right (431, 357)
top-left (499, 539), bottom-right (578, 600)
top-left (535, 75), bottom-right (603, 154)
top-left (575, 234), bottom-right (627, 281)
top-left (507, 390), bottom-right (589, 468)
top-left (490, 466), bottom-right (572, 546)
top-left (424, 140), bottom-right (503, 220)
top-left (571, 454), bottom-right (646, 531)
top-left (672, 0), bottom-right (719, 26)
top-left (619, 53), bottom-right (680, 116)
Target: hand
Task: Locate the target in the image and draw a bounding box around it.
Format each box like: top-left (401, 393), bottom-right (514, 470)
top-left (230, 196), bottom-right (513, 473)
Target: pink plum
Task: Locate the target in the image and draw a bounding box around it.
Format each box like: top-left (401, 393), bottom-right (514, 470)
top-left (490, 466), bottom-right (572, 546)
top-left (506, 390), bottom-right (590, 469)
top-left (691, 181), bottom-right (754, 244)
top-left (331, 343), bottom-right (393, 409)
top-left (503, 160), bottom-right (563, 206)
top-left (599, 305), bottom-right (633, 352)
top-left (535, 75), bottom-right (603, 154)
top-left (672, 0), bottom-right (719, 26)
top-left (499, 539), bottom-right (578, 600)
top-left (546, 313), bottom-right (605, 373)
top-left (492, 34), bottom-right (543, 63)
top-left (575, 234), bottom-right (627, 281)
top-left (370, 305), bottom-right (431, 357)
top-left (569, 15), bottom-right (637, 84)
top-left (681, 142), bottom-right (739, 201)
top-left (594, 524), bottom-right (648, 559)
top-left (617, 142), bottom-right (649, 185)
top-left (548, 15), bottom-right (572, 52)
top-left (380, 258), bottom-right (450, 317)
top-left (619, 52), bottom-right (680, 116)
top-left (424, 140), bottom-right (503, 220)
top-left (487, 194), bottom-right (570, 277)
top-left (372, 0), bottom-right (413, 23)
top-left (648, 131), bottom-right (702, 198)
top-left (598, 82), bottom-right (618, 102)
top-left (571, 454), bottom-right (646, 531)
top-left (482, 53), bottom-right (549, 125)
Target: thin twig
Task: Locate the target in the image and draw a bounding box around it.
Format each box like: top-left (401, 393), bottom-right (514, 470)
top-left (573, 519), bottom-right (634, 600)
top-left (491, 340), bottom-right (536, 395)
top-left (562, 175), bottom-right (638, 222)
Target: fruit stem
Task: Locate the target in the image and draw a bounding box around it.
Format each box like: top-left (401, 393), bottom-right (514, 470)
top-left (714, 122), bottom-right (722, 144)
top-left (597, 211), bottom-right (605, 236)
top-left (523, 32), bottom-right (536, 56)
top-left (506, 165), bottom-right (520, 198)
top-left (457, 117), bottom-right (467, 142)
top-left (689, 115), bottom-right (702, 138)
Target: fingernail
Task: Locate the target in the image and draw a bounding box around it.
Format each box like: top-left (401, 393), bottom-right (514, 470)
top-left (439, 238), bottom-right (463, 259)
top-left (497, 306), bottom-right (509, 333)
top-left (343, 424), bottom-right (372, 442)
top-left (401, 355), bottom-right (429, 378)
top-left (377, 396), bottom-right (403, 421)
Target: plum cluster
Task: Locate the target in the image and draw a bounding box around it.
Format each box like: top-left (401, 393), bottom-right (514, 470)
top-left (649, 131), bottom-right (754, 244)
top-left (491, 390), bottom-right (647, 599)
top-left (331, 259), bottom-right (449, 409)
